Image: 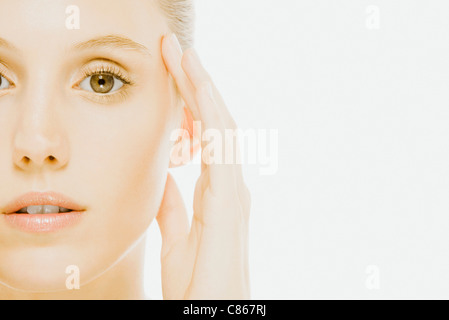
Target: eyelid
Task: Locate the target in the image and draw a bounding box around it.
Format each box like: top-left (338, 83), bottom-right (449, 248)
top-left (78, 88), bottom-right (130, 105)
top-left (0, 62), bottom-right (16, 87)
top-left (72, 60), bottom-right (135, 104)
top-left (73, 60), bottom-right (134, 88)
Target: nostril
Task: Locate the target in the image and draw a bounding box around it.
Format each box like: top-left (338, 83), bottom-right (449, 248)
top-left (23, 156), bottom-right (30, 164)
top-left (49, 156), bottom-right (55, 161)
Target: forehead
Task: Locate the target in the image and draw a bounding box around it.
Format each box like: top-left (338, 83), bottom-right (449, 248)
top-left (0, 0), bottom-right (167, 54)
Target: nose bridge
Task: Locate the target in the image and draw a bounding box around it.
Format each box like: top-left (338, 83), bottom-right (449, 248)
top-left (12, 67), bottom-right (69, 171)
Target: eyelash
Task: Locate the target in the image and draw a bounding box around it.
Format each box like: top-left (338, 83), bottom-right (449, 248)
top-left (0, 63), bottom-right (135, 104)
top-left (79, 64), bottom-right (133, 87)
top-left (0, 63), bottom-right (15, 92)
top-left (77, 64), bottom-right (134, 104)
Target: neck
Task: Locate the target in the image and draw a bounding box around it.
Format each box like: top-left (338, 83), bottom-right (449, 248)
top-left (0, 235), bottom-right (148, 300)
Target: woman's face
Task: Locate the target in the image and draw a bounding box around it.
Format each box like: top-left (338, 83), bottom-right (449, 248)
top-left (0, 0), bottom-right (182, 291)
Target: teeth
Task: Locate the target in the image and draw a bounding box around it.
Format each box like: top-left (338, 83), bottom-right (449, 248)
top-left (27, 205), bottom-right (44, 214)
top-left (17, 205), bottom-right (72, 214)
top-left (43, 205), bottom-right (60, 214)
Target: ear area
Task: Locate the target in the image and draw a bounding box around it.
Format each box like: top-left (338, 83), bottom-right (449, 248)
top-left (169, 107), bottom-right (201, 168)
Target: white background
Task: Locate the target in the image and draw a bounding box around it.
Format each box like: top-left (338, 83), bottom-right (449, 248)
top-left (144, 0), bottom-right (449, 299)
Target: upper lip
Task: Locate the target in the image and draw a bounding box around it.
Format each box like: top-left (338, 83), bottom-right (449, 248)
top-left (2, 191), bottom-right (86, 214)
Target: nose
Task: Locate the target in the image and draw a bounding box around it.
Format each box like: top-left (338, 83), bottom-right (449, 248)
top-left (12, 93), bottom-right (69, 172)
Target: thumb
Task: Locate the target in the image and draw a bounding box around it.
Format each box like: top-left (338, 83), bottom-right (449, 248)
top-left (156, 173), bottom-right (190, 258)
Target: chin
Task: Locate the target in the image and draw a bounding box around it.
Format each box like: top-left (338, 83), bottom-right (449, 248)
top-left (0, 246), bottom-right (90, 293)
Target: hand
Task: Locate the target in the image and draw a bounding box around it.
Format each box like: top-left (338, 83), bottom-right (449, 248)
top-left (155, 33), bottom-right (251, 300)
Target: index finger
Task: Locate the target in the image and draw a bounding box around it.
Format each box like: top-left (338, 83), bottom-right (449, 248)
top-left (161, 33), bottom-right (200, 121)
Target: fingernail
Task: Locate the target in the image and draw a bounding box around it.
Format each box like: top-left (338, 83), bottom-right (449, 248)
top-left (168, 33), bottom-right (183, 55)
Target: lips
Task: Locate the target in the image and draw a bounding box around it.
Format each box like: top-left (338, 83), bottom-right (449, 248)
top-left (1, 191), bottom-right (86, 233)
top-left (2, 191), bottom-right (86, 215)
top-left (15, 205), bottom-right (73, 214)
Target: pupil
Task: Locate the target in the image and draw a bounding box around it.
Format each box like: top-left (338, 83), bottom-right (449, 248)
top-left (98, 78), bottom-right (106, 86)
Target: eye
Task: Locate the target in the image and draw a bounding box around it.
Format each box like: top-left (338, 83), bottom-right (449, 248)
top-left (0, 74), bottom-right (12, 90)
top-left (79, 73), bottom-right (125, 94)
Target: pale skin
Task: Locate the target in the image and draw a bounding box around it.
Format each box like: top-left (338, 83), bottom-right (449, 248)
top-left (158, 35), bottom-right (251, 299)
top-left (0, 0), bottom-right (250, 299)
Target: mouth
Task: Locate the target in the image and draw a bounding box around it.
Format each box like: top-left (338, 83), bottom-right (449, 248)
top-left (10, 205), bottom-right (75, 215)
top-left (1, 191), bottom-right (86, 233)
top-left (2, 191), bottom-right (86, 215)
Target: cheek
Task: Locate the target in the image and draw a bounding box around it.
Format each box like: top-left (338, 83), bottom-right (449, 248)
top-left (74, 76), bottom-right (178, 238)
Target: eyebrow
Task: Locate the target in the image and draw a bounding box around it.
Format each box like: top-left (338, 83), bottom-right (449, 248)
top-left (0, 34), bottom-right (151, 58)
top-left (73, 35), bottom-right (152, 56)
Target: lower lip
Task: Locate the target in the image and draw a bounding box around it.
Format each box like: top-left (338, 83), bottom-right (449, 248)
top-left (2, 212), bottom-right (83, 233)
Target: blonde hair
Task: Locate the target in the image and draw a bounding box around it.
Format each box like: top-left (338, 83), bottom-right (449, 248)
top-left (156, 0), bottom-right (195, 50)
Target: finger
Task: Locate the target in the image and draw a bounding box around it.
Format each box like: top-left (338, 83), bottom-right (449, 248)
top-left (156, 173), bottom-right (190, 258)
top-left (183, 50), bottom-right (244, 187)
top-left (161, 33), bottom-right (200, 120)
top-left (196, 82), bottom-right (241, 195)
top-left (181, 48), bottom-right (237, 130)
top-left (163, 34), bottom-right (243, 192)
